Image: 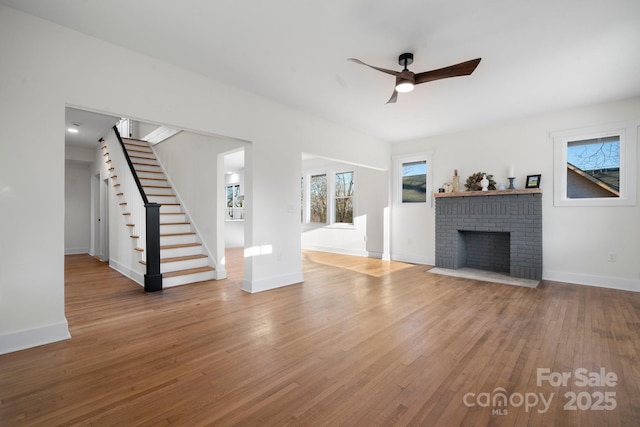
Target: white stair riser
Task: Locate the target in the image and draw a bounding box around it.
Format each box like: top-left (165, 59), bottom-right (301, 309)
top-left (139, 178), bottom-right (168, 186)
top-left (143, 186), bottom-right (174, 195)
top-left (137, 171), bottom-right (165, 180)
top-left (161, 213), bottom-right (187, 223)
top-left (161, 245), bottom-right (203, 258)
top-left (130, 155), bottom-right (159, 163)
top-left (134, 164), bottom-right (162, 173)
top-left (123, 140), bottom-right (150, 148)
top-left (160, 223), bottom-right (192, 234)
top-left (163, 270), bottom-right (216, 287)
top-left (129, 154), bottom-right (156, 161)
top-left (161, 234), bottom-right (197, 245)
top-left (160, 257), bottom-right (209, 273)
top-left (148, 195), bottom-right (177, 204)
top-left (160, 205), bottom-right (183, 214)
top-left (125, 149), bottom-right (153, 156)
top-left (125, 145), bottom-right (153, 152)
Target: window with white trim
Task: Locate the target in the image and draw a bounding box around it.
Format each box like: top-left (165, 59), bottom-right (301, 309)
top-left (402, 160), bottom-right (427, 203)
top-left (335, 171), bottom-right (354, 224)
top-left (552, 122), bottom-right (637, 207)
top-left (303, 169), bottom-right (355, 226)
top-left (225, 184), bottom-right (243, 220)
top-left (394, 152), bottom-right (433, 206)
top-left (309, 174), bottom-right (327, 223)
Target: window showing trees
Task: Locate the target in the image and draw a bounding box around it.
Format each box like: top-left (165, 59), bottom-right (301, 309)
top-left (226, 184), bottom-right (243, 220)
top-left (303, 169), bottom-right (355, 226)
top-left (402, 160), bottom-right (427, 203)
top-left (335, 172), bottom-right (354, 223)
top-left (309, 174), bottom-right (327, 223)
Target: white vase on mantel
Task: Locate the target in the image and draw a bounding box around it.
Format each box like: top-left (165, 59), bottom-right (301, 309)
top-left (480, 174), bottom-right (489, 191)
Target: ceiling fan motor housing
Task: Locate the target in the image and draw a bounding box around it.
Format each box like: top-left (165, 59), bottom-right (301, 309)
top-left (396, 69), bottom-right (415, 87)
top-left (398, 52), bottom-right (414, 68)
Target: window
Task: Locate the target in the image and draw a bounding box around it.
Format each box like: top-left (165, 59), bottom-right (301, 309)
top-left (335, 171), bottom-right (354, 223)
top-left (303, 169), bottom-right (355, 226)
top-left (402, 160), bottom-right (427, 203)
top-left (552, 122), bottom-right (637, 207)
top-left (226, 184), bottom-right (243, 220)
top-left (394, 153), bottom-right (433, 206)
top-left (567, 136), bottom-right (619, 198)
top-left (309, 174), bottom-right (327, 223)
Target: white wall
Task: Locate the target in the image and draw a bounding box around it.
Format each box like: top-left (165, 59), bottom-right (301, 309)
top-left (65, 146), bottom-right (95, 255)
top-left (301, 157), bottom-right (389, 258)
top-left (0, 5), bottom-right (389, 353)
top-left (132, 120), bottom-right (159, 140)
top-left (154, 131), bottom-right (246, 275)
top-left (64, 161), bottom-right (91, 254)
top-left (391, 97), bottom-right (640, 291)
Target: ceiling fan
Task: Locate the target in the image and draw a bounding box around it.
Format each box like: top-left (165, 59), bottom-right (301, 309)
top-left (348, 53), bottom-right (481, 104)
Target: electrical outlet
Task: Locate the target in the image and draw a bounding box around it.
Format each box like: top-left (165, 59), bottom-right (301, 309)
top-left (608, 252), bottom-right (617, 262)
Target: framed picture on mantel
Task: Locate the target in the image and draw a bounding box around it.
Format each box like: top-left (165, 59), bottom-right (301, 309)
top-left (526, 174), bottom-right (541, 188)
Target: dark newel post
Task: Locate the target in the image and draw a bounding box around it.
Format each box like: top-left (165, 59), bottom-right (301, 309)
top-left (144, 202), bottom-right (163, 292)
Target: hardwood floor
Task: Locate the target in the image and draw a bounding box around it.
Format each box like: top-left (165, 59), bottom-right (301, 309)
top-left (1, 250), bottom-right (639, 426)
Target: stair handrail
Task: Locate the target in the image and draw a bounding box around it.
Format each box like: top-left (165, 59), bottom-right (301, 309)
top-left (112, 126), bottom-right (163, 292)
top-left (113, 126), bottom-right (149, 204)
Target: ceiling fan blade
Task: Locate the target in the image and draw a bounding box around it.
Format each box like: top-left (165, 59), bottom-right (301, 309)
top-left (414, 58), bottom-right (481, 85)
top-left (386, 89), bottom-right (398, 104)
top-left (348, 58), bottom-right (399, 77)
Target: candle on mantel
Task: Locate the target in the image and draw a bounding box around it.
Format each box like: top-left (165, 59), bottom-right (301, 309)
top-left (508, 166), bottom-right (515, 178)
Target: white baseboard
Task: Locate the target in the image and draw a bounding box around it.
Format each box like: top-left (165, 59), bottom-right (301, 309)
top-left (65, 247), bottom-right (89, 255)
top-left (0, 320), bottom-right (71, 355)
top-left (543, 270), bottom-right (640, 293)
top-left (242, 272), bottom-right (304, 293)
top-left (109, 259), bottom-right (144, 286)
top-left (391, 253), bottom-right (434, 266)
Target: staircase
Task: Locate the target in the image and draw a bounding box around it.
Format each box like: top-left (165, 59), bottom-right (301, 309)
top-left (102, 137), bottom-right (216, 288)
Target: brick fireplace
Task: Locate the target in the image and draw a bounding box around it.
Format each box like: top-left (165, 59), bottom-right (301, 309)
top-left (434, 190), bottom-right (542, 280)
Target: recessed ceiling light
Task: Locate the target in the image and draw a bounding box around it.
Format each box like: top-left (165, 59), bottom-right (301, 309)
top-left (67, 128), bottom-right (79, 133)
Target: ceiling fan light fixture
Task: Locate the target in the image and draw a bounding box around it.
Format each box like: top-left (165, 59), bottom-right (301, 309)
top-left (395, 80), bottom-right (414, 93)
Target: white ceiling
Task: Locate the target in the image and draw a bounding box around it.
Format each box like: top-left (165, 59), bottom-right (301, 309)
top-left (5, 0), bottom-right (640, 143)
top-left (65, 107), bottom-right (120, 148)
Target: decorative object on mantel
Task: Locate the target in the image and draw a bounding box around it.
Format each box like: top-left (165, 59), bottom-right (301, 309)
top-left (465, 172), bottom-right (496, 191)
top-left (525, 174), bottom-right (541, 188)
top-left (508, 166), bottom-right (516, 189)
top-left (480, 174), bottom-right (489, 191)
top-left (452, 169), bottom-right (460, 192)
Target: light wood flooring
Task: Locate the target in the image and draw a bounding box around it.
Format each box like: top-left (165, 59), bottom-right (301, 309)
top-left (1, 250), bottom-right (639, 426)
